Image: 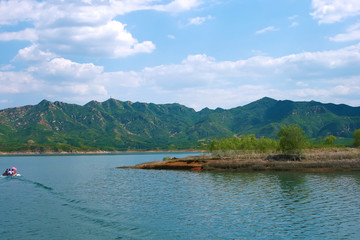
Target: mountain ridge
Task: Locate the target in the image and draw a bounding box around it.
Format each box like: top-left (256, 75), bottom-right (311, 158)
top-left (0, 97), bottom-right (359, 152)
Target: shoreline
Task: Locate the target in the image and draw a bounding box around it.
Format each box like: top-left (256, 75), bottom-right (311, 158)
top-left (0, 150), bottom-right (204, 156)
top-left (119, 148), bottom-right (360, 172)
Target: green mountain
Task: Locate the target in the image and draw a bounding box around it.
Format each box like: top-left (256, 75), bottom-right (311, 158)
top-left (0, 97), bottom-right (359, 152)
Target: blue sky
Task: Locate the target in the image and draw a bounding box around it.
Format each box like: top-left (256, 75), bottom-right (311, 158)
top-left (0, 0), bottom-right (360, 110)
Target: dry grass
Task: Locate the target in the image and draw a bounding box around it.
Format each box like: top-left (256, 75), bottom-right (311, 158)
top-left (303, 147), bottom-right (360, 161)
top-left (121, 148), bottom-right (360, 172)
top-left (202, 148), bottom-right (360, 171)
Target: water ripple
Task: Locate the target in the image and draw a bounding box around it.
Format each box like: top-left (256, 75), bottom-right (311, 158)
top-left (2, 155), bottom-right (360, 239)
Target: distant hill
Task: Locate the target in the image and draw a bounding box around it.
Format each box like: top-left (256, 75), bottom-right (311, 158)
top-left (0, 97), bottom-right (359, 152)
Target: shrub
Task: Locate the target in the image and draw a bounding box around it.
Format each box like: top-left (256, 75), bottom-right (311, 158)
top-left (208, 135), bottom-right (278, 153)
top-left (277, 124), bottom-right (307, 158)
top-left (354, 129), bottom-right (360, 148)
top-left (324, 135), bottom-right (336, 145)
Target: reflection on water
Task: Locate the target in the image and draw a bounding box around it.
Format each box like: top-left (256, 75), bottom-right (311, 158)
top-left (1, 154), bottom-right (360, 239)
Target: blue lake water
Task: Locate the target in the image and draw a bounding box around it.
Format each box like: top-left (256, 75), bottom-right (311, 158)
top-left (1, 153), bottom-right (360, 239)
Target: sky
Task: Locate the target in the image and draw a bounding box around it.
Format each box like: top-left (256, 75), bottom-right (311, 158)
top-left (0, 0), bottom-right (360, 111)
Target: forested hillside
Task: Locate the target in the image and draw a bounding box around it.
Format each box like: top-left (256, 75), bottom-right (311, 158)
top-left (0, 97), bottom-right (359, 152)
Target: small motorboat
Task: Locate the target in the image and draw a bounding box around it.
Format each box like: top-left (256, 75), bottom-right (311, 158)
top-left (2, 167), bottom-right (20, 177)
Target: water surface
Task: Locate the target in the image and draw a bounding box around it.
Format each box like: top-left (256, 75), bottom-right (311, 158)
top-left (1, 153), bottom-right (360, 239)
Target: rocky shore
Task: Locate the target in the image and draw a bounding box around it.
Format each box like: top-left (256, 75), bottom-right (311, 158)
top-left (119, 148), bottom-right (360, 172)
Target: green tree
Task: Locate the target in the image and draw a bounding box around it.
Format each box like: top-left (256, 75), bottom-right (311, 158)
top-left (208, 135), bottom-right (278, 153)
top-left (354, 129), bottom-right (360, 148)
top-left (324, 135), bottom-right (336, 145)
top-left (277, 124), bottom-right (307, 158)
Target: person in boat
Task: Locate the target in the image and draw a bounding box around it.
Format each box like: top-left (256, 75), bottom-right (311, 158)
top-left (2, 169), bottom-right (9, 176)
top-left (2, 168), bottom-right (15, 176)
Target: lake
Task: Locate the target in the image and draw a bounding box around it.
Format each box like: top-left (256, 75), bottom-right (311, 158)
top-left (1, 153), bottom-right (360, 239)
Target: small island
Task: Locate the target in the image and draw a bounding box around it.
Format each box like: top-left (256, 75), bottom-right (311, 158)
top-left (119, 148), bottom-right (360, 172)
top-left (120, 125), bottom-right (360, 172)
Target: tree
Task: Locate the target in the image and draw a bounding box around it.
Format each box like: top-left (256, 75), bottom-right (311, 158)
top-left (277, 124), bottom-right (307, 158)
top-left (324, 135), bottom-right (336, 145)
top-left (354, 129), bottom-right (360, 148)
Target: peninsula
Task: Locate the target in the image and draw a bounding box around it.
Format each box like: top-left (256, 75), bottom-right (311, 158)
top-left (119, 148), bottom-right (360, 172)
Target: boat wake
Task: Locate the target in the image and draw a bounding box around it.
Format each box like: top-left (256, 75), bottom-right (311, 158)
top-left (16, 177), bottom-right (54, 191)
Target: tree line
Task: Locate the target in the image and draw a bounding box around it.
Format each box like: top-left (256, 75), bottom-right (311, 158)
top-left (209, 125), bottom-right (360, 156)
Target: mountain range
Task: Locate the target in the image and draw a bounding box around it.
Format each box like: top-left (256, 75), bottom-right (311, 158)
top-left (0, 97), bottom-right (359, 152)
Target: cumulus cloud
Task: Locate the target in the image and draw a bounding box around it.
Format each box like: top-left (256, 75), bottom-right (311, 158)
top-left (0, 0), bottom-right (202, 25)
top-left (0, 57), bottom-right (108, 105)
top-left (120, 44), bottom-right (360, 109)
top-left (0, 0), bottom-right (43, 25)
top-left (311, 0), bottom-right (360, 24)
top-left (2, 43), bottom-right (360, 110)
top-left (36, 20), bottom-right (155, 58)
top-left (28, 58), bottom-right (104, 83)
top-left (0, 0), bottom-right (203, 60)
top-left (14, 45), bottom-right (56, 62)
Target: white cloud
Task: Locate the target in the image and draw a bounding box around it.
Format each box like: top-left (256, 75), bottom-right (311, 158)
top-left (28, 58), bottom-right (104, 82)
top-left (36, 20), bottom-right (155, 58)
top-left (155, 0), bottom-right (202, 12)
top-left (0, 28), bottom-right (38, 41)
top-left (0, 0), bottom-right (202, 25)
top-left (0, 0), bottom-right (203, 60)
top-left (0, 64), bottom-right (14, 71)
top-left (14, 45), bottom-right (56, 62)
top-left (53, 82), bottom-right (107, 97)
top-left (0, 0), bottom-right (43, 25)
top-left (131, 44), bottom-right (360, 109)
top-left (0, 71), bottom-right (39, 93)
top-left (311, 0), bottom-right (360, 24)
top-left (2, 43), bottom-right (360, 110)
top-left (0, 57), bottom-right (108, 104)
top-left (188, 15), bottom-right (213, 25)
top-left (330, 22), bottom-right (360, 42)
top-left (109, 0), bottom-right (202, 14)
top-left (255, 26), bottom-right (279, 35)
top-left (102, 71), bottom-right (144, 88)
